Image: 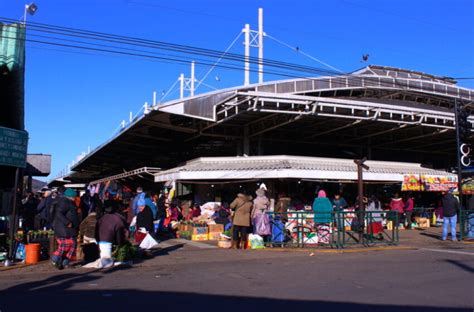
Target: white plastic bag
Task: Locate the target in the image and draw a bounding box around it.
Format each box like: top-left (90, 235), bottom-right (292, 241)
top-left (139, 233), bottom-right (159, 250)
top-left (98, 242), bottom-right (112, 259)
top-left (130, 216), bottom-right (137, 227)
top-left (248, 234), bottom-right (264, 249)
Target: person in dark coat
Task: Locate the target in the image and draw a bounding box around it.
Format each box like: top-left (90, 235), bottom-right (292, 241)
top-left (51, 188), bottom-right (80, 269)
top-left (22, 192), bottom-right (38, 231)
top-left (36, 190), bottom-right (53, 229)
top-left (441, 191), bottom-right (459, 241)
top-left (136, 198), bottom-right (154, 234)
top-left (95, 202), bottom-right (126, 246)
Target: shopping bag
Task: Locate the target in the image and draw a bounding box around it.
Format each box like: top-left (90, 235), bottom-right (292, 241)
top-left (134, 231), bottom-right (147, 245)
top-left (139, 233), bottom-right (159, 250)
top-left (249, 234), bottom-right (264, 249)
top-left (15, 242), bottom-right (25, 260)
top-left (254, 214), bottom-right (271, 236)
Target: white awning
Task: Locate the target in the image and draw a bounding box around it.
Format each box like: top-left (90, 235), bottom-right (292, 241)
top-left (153, 155), bottom-right (455, 183)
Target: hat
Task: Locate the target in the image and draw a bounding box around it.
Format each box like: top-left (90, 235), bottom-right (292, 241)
top-left (317, 190), bottom-right (327, 198)
top-left (137, 198), bottom-right (146, 207)
top-left (256, 188), bottom-right (265, 196)
top-left (64, 188), bottom-right (76, 198)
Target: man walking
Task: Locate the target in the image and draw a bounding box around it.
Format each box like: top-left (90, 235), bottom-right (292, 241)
top-left (441, 190), bottom-right (459, 242)
top-left (51, 188), bottom-right (79, 269)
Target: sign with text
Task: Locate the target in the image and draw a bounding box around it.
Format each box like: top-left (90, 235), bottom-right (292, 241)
top-left (0, 126), bottom-right (28, 168)
top-left (402, 174), bottom-right (458, 192)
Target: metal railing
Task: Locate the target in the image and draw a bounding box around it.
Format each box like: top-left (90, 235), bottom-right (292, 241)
top-left (267, 210), bottom-right (399, 249)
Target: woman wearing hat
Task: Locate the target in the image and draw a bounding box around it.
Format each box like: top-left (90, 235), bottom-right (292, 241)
top-left (252, 188), bottom-right (271, 240)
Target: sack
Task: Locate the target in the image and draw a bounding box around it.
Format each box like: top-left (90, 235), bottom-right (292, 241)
top-left (254, 214), bottom-right (271, 236)
top-left (139, 233), bottom-right (159, 250)
top-left (248, 234), bottom-right (264, 249)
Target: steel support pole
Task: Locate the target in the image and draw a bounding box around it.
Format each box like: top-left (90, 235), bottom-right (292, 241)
top-left (8, 168), bottom-right (20, 260)
top-left (454, 98), bottom-right (464, 209)
top-left (190, 61), bottom-right (195, 97)
top-left (258, 8), bottom-right (264, 84)
top-left (243, 24), bottom-right (250, 86)
top-left (179, 74), bottom-right (184, 99)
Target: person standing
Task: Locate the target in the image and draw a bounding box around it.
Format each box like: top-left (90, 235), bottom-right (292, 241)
top-left (441, 190), bottom-right (459, 241)
top-left (390, 193), bottom-right (405, 227)
top-left (312, 190), bottom-right (333, 244)
top-left (404, 193), bottom-right (415, 229)
top-left (332, 193), bottom-right (348, 212)
top-left (51, 188), bottom-right (80, 269)
top-left (36, 190), bottom-right (53, 229)
top-left (252, 188), bottom-right (271, 239)
top-left (230, 192), bottom-right (253, 249)
top-left (312, 190), bottom-right (333, 224)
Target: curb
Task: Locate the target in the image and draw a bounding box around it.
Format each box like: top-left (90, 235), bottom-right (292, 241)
top-left (257, 246), bottom-right (416, 254)
top-left (0, 260), bottom-right (47, 272)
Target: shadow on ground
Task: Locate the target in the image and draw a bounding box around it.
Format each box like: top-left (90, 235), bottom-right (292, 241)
top-left (1, 272), bottom-right (470, 312)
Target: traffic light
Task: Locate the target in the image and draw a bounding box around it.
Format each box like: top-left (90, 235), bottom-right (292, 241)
top-left (457, 105), bottom-right (471, 144)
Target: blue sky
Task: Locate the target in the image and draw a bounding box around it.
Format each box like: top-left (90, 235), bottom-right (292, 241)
top-left (1, 0), bottom-right (473, 180)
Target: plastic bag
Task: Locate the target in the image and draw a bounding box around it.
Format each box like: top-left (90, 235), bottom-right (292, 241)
top-left (139, 233), bottom-right (159, 250)
top-left (254, 214), bottom-right (271, 236)
top-left (15, 242), bottom-right (25, 260)
top-left (248, 234), bottom-right (264, 249)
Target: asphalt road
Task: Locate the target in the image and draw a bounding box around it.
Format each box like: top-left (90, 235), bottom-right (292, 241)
top-left (1, 243), bottom-right (473, 312)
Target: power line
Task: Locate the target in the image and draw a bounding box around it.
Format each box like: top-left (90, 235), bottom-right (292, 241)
top-left (0, 17), bottom-right (342, 77)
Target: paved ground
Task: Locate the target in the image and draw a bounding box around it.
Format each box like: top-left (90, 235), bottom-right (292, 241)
top-left (1, 227), bottom-right (473, 312)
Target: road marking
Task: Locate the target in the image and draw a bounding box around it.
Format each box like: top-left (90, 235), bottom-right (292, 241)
top-left (420, 248), bottom-right (474, 256)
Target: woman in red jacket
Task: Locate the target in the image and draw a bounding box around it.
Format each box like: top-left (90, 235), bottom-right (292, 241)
top-left (390, 193), bottom-right (405, 227)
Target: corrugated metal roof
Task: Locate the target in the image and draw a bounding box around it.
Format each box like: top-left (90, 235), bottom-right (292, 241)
top-left (154, 155), bottom-right (451, 182)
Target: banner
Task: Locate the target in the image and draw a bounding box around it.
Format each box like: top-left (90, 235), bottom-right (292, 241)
top-left (462, 178), bottom-right (474, 195)
top-left (402, 174), bottom-right (458, 192)
top-left (401, 174), bottom-right (422, 191)
top-left (421, 175), bottom-right (458, 192)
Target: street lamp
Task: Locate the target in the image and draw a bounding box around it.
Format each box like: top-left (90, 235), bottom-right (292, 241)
top-left (23, 3), bottom-right (38, 24)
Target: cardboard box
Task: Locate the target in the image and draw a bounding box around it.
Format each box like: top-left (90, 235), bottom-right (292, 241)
top-left (192, 234), bottom-right (209, 241)
top-left (178, 224), bottom-right (193, 232)
top-left (192, 226), bottom-right (208, 235)
top-left (208, 232), bottom-right (221, 240)
top-left (208, 224), bottom-right (224, 233)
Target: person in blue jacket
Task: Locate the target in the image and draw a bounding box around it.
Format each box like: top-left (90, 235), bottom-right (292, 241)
top-left (313, 190), bottom-right (333, 224)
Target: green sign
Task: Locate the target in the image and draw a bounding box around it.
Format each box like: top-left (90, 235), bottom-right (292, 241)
top-left (0, 126), bottom-right (28, 168)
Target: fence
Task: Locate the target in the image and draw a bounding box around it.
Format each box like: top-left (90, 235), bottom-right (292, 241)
top-left (267, 210), bottom-right (399, 249)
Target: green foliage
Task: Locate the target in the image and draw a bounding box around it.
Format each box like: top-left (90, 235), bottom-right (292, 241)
top-left (112, 242), bottom-right (138, 262)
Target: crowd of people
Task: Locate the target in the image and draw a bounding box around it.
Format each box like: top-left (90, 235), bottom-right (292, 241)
top-left (9, 183), bottom-right (473, 268)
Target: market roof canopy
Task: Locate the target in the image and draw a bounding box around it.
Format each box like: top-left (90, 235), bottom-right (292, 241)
top-left (153, 155), bottom-right (455, 183)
